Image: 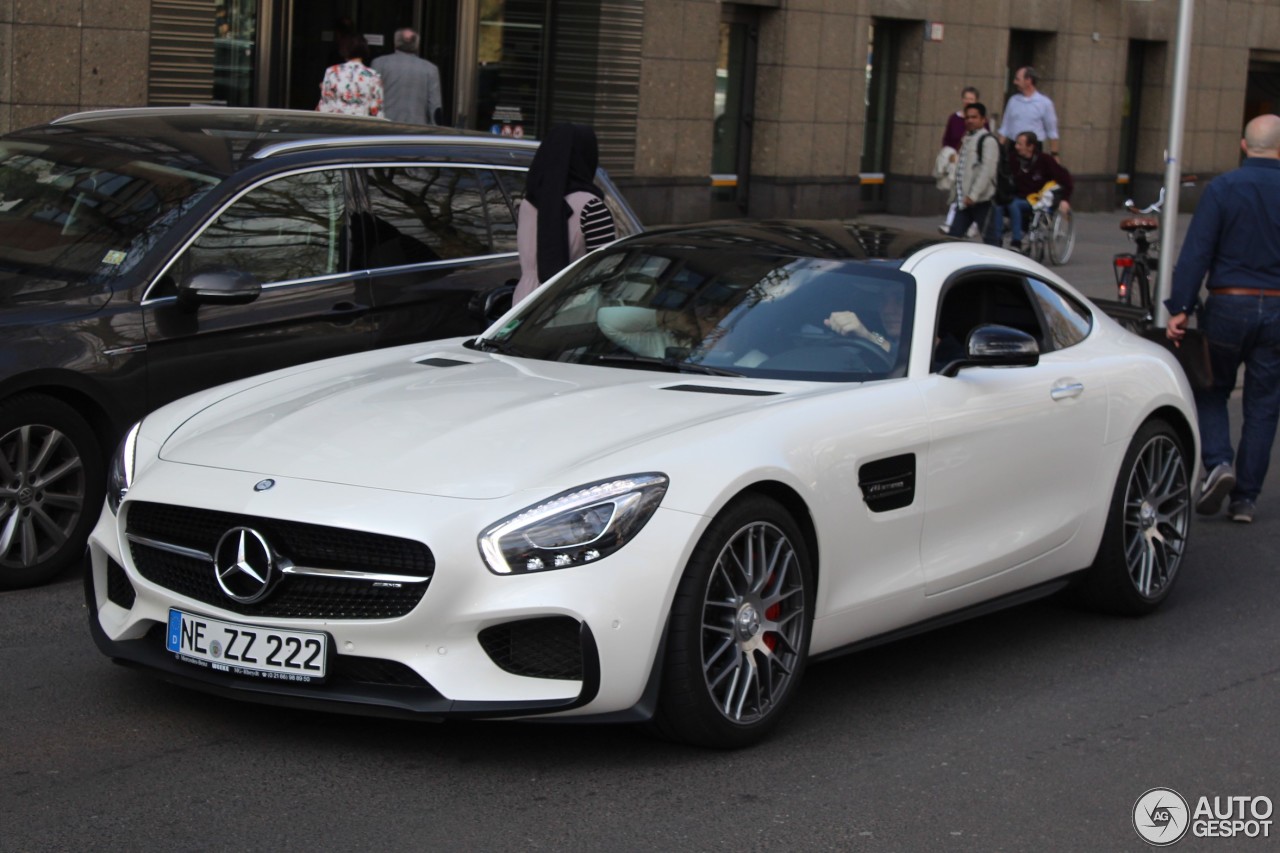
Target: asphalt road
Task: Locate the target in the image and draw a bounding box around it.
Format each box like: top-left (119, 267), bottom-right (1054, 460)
top-left (3, 431), bottom-right (1278, 852)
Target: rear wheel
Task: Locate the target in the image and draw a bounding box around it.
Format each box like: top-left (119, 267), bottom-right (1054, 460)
top-left (0, 394), bottom-right (104, 589)
top-left (1076, 419), bottom-right (1190, 615)
top-left (1049, 209), bottom-right (1076, 265)
top-left (652, 495), bottom-right (813, 748)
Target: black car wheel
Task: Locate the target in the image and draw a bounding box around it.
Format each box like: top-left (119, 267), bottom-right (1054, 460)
top-left (1078, 419), bottom-right (1191, 615)
top-left (0, 395), bottom-right (104, 589)
top-left (653, 494), bottom-right (813, 748)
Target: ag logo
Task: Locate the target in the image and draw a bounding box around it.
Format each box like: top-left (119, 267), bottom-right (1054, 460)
top-left (1134, 787), bottom-right (1190, 846)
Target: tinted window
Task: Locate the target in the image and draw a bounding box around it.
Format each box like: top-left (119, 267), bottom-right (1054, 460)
top-left (183, 170), bottom-right (348, 284)
top-left (362, 167), bottom-right (516, 266)
top-left (489, 243), bottom-right (914, 382)
top-left (0, 142), bottom-right (215, 285)
top-left (1028, 277), bottom-right (1092, 349)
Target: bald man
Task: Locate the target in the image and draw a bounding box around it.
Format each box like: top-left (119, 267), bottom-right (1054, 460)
top-left (1166, 114), bottom-right (1280, 523)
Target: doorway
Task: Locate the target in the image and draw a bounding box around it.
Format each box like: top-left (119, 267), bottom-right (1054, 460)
top-left (709, 6), bottom-right (758, 218)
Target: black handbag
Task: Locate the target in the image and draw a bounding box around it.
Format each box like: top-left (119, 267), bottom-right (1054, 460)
top-left (1140, 326), bottom-right (1214, 390)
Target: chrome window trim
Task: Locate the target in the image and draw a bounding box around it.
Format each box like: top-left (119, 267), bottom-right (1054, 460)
top-left (364, 252), bottom-right (519, 277)
top-left (141, 162), bottom-right (529, 304)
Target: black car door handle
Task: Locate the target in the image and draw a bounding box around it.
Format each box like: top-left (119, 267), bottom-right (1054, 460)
top-left (327, 302), bottom-right (370, 325)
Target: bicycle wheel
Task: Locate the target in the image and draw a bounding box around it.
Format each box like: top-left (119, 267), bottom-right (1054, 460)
top-left (1049, 209), bottom-right (1076, 265)
top-left (1027, 215), bottom-right (1048, 263)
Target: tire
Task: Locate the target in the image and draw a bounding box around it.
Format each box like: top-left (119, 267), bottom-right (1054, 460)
top-left (1076, 419), bottom-right (1190, 615)
top-left (0, 394), bottom-right (104, 589)
top-left (651, 495), bottom-right (814, 748)
top-left (1049, 209), bottom-right (1076, 265)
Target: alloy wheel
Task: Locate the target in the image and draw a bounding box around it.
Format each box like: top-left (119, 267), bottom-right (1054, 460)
top-left (1123, 434), bottom-right (1190, 598)
top-left (700, 520), bottom-right (806, 724)
top-left (0, 423), bottom-right (87, 568)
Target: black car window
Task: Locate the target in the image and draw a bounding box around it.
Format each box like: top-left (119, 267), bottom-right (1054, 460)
top-left (183, 169), bottom-right (348, 284)
top-left (1027, 277), bottom-right (1093, 350)
top-left (361, 167), bottom-right (515, 267)
top-left (933, 272), bottom-right (1045, 371)
top-left (0, 143), bottom-right (216, 287)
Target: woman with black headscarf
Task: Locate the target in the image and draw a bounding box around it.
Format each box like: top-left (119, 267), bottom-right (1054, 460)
top-left (513, 124), bottom-right (617, 304)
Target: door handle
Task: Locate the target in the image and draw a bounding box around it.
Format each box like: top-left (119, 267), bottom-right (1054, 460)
top-left (1050, 381), bottom-right (1084, 400)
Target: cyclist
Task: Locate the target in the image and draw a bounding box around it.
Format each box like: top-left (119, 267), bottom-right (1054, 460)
top-left (999, 131), bottom-right (1074, 252)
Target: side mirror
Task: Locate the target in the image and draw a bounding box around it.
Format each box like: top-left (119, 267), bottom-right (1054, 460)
top-left (470, 283), bottom-right (515, 325)
top-left (939, 324), bottom-right (1040, 377)
top-left (176, 268), bottom-right (262, 310)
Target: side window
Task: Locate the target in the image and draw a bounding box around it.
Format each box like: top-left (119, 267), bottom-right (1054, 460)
top-left (362, 167), bottom-right (516, 268)
top-left (1028, 277), bottom-right (1093, 350)
top-left (933, 274), bottom-right (1044, 371)
top-left (183, 170), bottom-right (347, 284)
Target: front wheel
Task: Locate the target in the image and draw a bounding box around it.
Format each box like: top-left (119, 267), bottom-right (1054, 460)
top-left (652, 495), bottom-right (814, 748)
top-left (0, 394), bottom-right (105, 589)
top-left (1075, 419), bottom-right (1191, 615)
top-left (1049, 209), bottom-right (1075, 265)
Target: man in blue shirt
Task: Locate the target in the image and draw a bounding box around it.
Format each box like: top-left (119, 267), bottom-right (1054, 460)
top-left (998, 67), bottom-right (1060, 160)
top-left (1166, 113), bottom-right (1280, 523)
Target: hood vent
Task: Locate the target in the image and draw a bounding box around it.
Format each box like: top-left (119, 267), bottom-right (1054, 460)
top-left (416, 357), bottom-right (472, 368)
top-left (662, 384), bottom-right (779, 397)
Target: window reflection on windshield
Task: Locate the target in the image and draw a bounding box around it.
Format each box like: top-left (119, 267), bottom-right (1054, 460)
top-left (492, 243), bottom-right (915, 382)
top-left (0, 143), bottom-right (216, 283)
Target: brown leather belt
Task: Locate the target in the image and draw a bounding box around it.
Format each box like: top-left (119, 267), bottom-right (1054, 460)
top-left (1212, 287), bottom-right (1280, 297)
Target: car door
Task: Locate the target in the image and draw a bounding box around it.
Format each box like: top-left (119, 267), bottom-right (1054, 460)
top-left (917, 270), bottom-right (1108, 595)
top-left (142, 167), bottom-right (374, 410)
top-left (357, 164), bottom-right (524, 348)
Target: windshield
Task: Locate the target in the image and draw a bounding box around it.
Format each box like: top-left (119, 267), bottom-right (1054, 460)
top-left (0, 141), bottom-right (217, 290)
top-left (488, 242), bottom-right (915, 382)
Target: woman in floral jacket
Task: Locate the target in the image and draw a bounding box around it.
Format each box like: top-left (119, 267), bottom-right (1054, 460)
top-left (317, 35), bottom-right (383, 117)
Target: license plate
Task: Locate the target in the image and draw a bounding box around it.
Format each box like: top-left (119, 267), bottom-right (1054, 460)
top-left (166, 609), bottom-right (327, 683)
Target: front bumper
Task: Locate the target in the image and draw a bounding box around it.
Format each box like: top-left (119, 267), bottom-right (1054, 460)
top-left (84, 466), bottom-right (703, 722)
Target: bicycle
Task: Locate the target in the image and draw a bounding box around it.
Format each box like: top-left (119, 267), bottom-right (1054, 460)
top-left (1022, 188), bottom-right (1075, 265)
top-left (1112, 188), bottom-right (1165, 329)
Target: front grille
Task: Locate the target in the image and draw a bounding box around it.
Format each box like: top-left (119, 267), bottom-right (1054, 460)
top-left (126, 501), bottom-right (433, 620)
top-left (106, 557), bottom-right (136, 608)
top-left (479, 616), bottom-right (584, 680)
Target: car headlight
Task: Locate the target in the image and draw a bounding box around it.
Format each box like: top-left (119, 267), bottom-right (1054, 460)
top-left (479, 474), bottom-right (668, 574)
top-left (106, 421), bottom-right (141, 515)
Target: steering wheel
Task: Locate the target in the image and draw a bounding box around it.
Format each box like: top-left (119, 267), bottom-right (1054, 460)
top-left (797, 325), bottom-right (895, 370)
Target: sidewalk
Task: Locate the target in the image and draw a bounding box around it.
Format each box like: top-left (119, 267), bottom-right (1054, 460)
top-left (859, 209), bottom-right (1192, 305)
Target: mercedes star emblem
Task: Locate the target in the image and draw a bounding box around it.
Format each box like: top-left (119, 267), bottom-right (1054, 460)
top-left (254, 479), bottom-right (275, 492)
top-left (213, 527), bottom-right (276, 604)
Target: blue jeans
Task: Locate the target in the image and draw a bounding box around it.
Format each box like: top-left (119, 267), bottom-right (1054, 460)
top-left (948, 201), bottom-right (1001, 246)
top-left (1195, 293), bottom-right (1280, 501)
top-left (1007, 198), bottom-right (1032, 242)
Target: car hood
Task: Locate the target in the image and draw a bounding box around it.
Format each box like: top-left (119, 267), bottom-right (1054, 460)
top-left (159, 348), bottom-right (797, 499)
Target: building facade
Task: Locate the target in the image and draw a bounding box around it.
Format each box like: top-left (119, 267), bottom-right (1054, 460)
top-left (3, 0), bottom-right (1278, 223)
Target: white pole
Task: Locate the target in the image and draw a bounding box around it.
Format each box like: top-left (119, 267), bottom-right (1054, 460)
top-left (1154, 0), bottom-right (1195, 326)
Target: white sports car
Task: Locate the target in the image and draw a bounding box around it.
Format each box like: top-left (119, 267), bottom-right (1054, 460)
top-left (85, 221), bottom-right (1199, 748)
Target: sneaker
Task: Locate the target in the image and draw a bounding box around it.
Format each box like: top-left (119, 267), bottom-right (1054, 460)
top-left (1229, 499), bottom-right (1255, 523)
top-left (1009, 239), bottom-right (1023, 252)
top-left (967, 223), bottom-right (980, 238)
top-left (1196, 463), bottom-right (1236, 515)
top-left (938, 224), bottom-right (949, 235)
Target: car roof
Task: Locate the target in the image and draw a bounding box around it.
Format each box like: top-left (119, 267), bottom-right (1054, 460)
top-left (5, 107), bottom-right (537, 180)
top-left (624, 219), bottom-right (955, 265)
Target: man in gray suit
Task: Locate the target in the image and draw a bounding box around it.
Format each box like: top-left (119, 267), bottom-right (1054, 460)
top-left (371, 28), bottom-right (444, 125)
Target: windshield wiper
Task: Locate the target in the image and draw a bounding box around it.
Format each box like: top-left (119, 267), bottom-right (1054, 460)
top-left (465, 337), bottom-right (526, 357)
top-left (592, 353), bottom-right (744, 377)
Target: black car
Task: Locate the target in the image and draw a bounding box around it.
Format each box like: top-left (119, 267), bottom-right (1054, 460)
top-left (0, 107), bottom-right (641, 588)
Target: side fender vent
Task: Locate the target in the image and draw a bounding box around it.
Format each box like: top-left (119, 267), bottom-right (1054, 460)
top-left (859, 454), bottom-right (916, 512)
